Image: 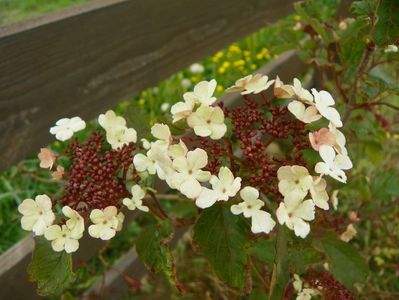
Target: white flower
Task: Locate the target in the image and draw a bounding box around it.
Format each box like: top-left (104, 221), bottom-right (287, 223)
top-left (384, 44), bottom-right (398, 53)
top-left (274, 76), bottom-right (295, 99)
top-left (309, 177), bottom-right (329, 210)
top-left (44, 225), bottom-right (80, 253)
top-left (183, 79), bottom-right (217, 106)
top-left (288, 101), bottom-right (322, 123)
top-left (293, 274), bottom-right (303, 292)
top-left (171, 99), bottom-right (195, 123)
top-left (171, 148), bottom-right (211, 198)
top-left (292, 78), bottom-right (313, 104)
top-left (315, 145), bottom-right (352, 183)
top-left (231, 187), bottom-right (276, 234)
top-left (195, 167), bottom-right (241, 208)
top-left (98, 110), bottom-right (126, 130)
top-left (226, 74), bottom-right (275, 95)
top-left (181, 78), bottom-right (192, 89)
top-left (328, 123), bottom-right (347, 155)
top-left (18, 194), bottom-right (55, 236)
top-left (151, 123), bottom-right (172, 149)
top-left (276, 194), bottom-right (315, 238)
top-left (62, 206), bottom-right (84, 238)
top-left (187, 106), bottom-right (227, 140)
top-left (133, 144), bottom-right (172, 179)
top-left (189, 63), bottom-right (205, 74)
top-left (160, 102), bottom-right (170, 112)
top-left (49, 117), bottom-right (86, 141)
top-left (122, 185), bottom-right (149, 212)
top-left (277, 165), bottom-right (313, 198)
top-left (297, 288), bottom-right (318, 300)
top-left (312, 89), bottom-right (343, 127)
top-left (106, 126), bottom-right (137, 149)
top-left (168, 140), bottom-right (188, 159)
top-left (88, 206), bottom-right (124, 240)
top-left (141, 138), bottom-right (151, 150)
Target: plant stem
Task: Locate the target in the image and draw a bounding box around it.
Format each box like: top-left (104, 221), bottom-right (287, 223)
top-left (268, 225), bottom-right (289, 300)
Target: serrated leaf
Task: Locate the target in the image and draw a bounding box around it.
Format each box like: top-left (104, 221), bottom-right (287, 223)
top-left (135, 219), bottom-right (174, 274)
top-left (317, 237), bottom-right (368, 288)
top-left (135, 219), bottom-right (185, 292)
top-left (28, 237), bottom-right (76, 296)
top-left (193, 205), bottom-right (250, 290)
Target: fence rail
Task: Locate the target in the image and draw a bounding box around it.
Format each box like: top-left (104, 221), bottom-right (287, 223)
top-left (0, 0), bottom-right (309, 299)
top-left (0, 0), bottom-right (295, 171)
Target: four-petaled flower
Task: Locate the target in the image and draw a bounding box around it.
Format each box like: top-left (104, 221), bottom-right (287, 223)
top-left (187, 106), bottom-right (227, 140)
top-left (18, 194), bottom-right (55, 236)
top-left (98, 110), bottom-right (126, 130)
top-left (38, 148), bottom-right (56, 169)
top-left (231, 187), bottom-right (276, 234)
top-left (122, 185), bottom-right (149, 212)
top-left (62, 206), bottom-right (85, 238)
top-left (49, 117), bottom-right (86, 141)
top-left (196, 166), bottom-right (241, 208)
top-left (171, 148), bottom-right (211, 198)
top-left (183, 79), bottom-right (217, 106)
top-left (226, 74), bottom-right (275, 95)
top-left (312, 89), bottom-right (343, 128)
top-left (277, 165), bottom-right (313, 199)
top-left (315, 145), bottom-right (352, 183)
top-left (106, 126), bottom-right (137, 149)
top-left (276, 193), bottom-right (315, 238)
top-left (88, 206), bottom-right (124, 240)
top-left (309, 177), bottom-right (329, 210)
top-left (44, 224), bottom-right (81, 253)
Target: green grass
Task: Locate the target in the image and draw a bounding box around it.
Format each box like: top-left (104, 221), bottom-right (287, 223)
top-left (0, 0), bottom-right (91, 25)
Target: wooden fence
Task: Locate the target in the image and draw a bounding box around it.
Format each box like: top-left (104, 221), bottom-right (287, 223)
top-left (0, 0), bottom-right (313, 298)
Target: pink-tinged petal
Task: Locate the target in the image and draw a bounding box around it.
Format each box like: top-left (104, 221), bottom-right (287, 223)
top-left (38, 148), bottom-right (56, 169)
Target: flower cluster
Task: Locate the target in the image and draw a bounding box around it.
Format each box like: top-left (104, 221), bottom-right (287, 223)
top-left (19, 72), bottom-right (352, 253)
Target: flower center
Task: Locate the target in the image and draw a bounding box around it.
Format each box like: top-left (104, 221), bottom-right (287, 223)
top-left (206, 120), bottom-right (211, 124)
top-left (222, 188), bottom-right (226, 193)
top-left (188, 170), bottom-right (193, 175)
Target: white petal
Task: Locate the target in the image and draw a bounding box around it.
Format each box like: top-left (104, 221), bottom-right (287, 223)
top-left (292, 218), bottom-right (311, 238)
top-left (250, 210), bottom-right (276, 234)
top-left (240, 186), bottom-right (259, 202)
top-left (195, 187), bottom-right (219, 208)
top-left (180, 177), bottom-right (202, 199)
top-left (319, 145), bottom-right (336, 164)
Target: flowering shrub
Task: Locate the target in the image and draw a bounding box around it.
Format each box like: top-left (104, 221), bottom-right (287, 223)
top-left (19, 72), bottom-right (357, 298)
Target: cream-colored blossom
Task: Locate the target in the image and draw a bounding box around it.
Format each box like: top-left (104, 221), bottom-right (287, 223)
top-left (187, 106), bottom-right (227, 140)
top-left (49, 117), bottom-right (86, 141)
top-left (122, 185), bottom-right (149, 212)
top-left (226, 74), bottom-right (275, 95)
top-left (18, 194), bottom-right (55, 236)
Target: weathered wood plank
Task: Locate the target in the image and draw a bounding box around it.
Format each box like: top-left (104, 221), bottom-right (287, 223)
top-left (0, 0), bottom-right (295, 171)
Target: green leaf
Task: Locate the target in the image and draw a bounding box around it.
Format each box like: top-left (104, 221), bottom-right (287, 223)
top-left (317, 237), bottom-right (368, 288)
top-left (135, 219), bottom-right (174, 274)
top-left (289, 245), bottom-right (321, 274)
top-left (371, 170), bottom-right (399, 201)
top-left (28, 237), bottom-right (76, 296)
top-left (193, 205), bottom-right (250, 290)
top-left (249, 239), bottom-right (275, 268)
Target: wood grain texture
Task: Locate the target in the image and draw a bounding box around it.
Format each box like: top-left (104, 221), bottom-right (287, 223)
top-left (0, 0), bottom-right (295, 171)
